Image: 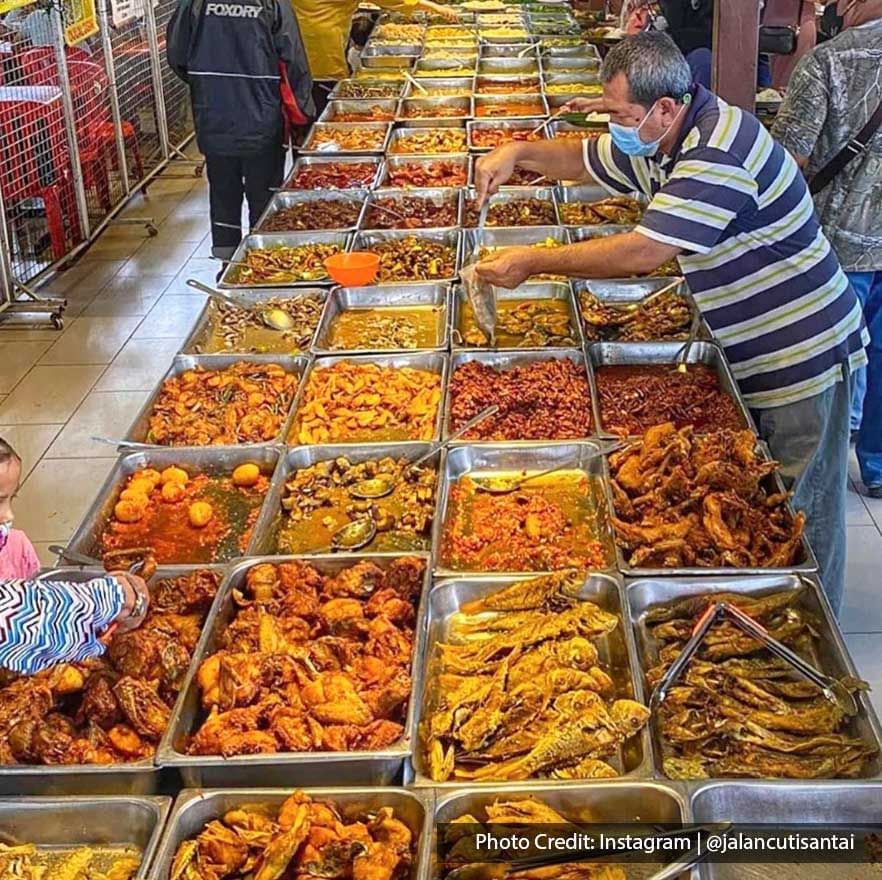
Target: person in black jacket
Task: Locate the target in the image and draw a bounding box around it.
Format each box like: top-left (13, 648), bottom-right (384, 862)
top-left (166, 0), bottom-right (315, 260)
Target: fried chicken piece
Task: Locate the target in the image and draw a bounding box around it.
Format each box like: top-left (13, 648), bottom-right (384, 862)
top-left (113, 677), bottom-right (170, 741)
top-left (324, 561), bottom-right (386, 598)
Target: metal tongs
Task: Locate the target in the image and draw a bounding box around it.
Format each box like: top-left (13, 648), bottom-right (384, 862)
top-left (459, 198), bottom-right (497, 345)
top-left (650, 600), bottom-right (859, 716)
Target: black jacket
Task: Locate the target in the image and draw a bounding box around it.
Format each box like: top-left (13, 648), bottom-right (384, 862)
top-left (166, 0), bottom-right (315, 156)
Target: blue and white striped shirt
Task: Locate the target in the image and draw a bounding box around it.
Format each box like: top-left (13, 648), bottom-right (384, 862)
top-left (583, 85), bottom-right (869, 409)
top-left (0, 576), bottom-right (125, 675)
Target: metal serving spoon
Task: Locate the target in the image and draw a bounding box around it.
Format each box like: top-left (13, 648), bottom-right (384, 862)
top-left (330, 406), bottom-right (501, 551)
top-left (186, 278), bottom-right (295, 331)
top-left (474, 443), bottom-right (623, 496)
top-left (348, 405), bottom-right (500, 500)
top-left (90, 436), bottom-right (155, 451)
top-left (612, 277), bottom-right (683, 314)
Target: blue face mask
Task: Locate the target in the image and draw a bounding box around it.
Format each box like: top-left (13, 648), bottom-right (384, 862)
top-left (609, 97), bottom-right (689, 157)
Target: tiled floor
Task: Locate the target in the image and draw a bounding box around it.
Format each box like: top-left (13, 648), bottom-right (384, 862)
top-left (2, 156), bottom-right (881, 719)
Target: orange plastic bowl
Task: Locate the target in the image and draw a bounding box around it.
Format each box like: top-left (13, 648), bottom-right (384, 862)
top-left (324, 252), bottom-right (380, 286)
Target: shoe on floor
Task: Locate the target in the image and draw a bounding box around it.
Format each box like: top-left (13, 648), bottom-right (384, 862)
top-left (862, 484), bottom-right (882, 499)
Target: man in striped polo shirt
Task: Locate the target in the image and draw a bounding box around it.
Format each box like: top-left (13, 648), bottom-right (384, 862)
top-left (474, 32), bottom-right (868, 613)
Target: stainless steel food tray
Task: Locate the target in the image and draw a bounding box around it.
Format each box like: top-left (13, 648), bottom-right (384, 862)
top-left (158, 555), bottom-right (432, 787)
top-left (0, 564), bottom-right (227, 794)
top-left (414, 58), bottom-right (478, 76)
top-left (0, 796), bottom-right (170, 877)
top-left (285, 155), bottom-right (383, 190)
top-left (546, 116), bottom-right (609, 138)
top-left (473, 92), bottom-right (549, 118)
top-left (443, 348), bottom-right (592, 443)
top-left (380, 153), bottom-right (473, 188)
top-left (478, 56), bottom-right (540, 75)
top-left (360, 186), bottom-right (463, 232)
top-left (585, 340), bottom-right (753, 440)
top-left (288, 351), bottom-right (449, 446)
top-left (480, 42), bottom-right (538, 57)
top-left (403, 76), bottom-right (475, 99)
top-left (690, 780), bottom-right (882, 879)
top-left (313, 283), bottom-right (451, 354)
top-left (181, 289), bottom-right (328, 356)
top-left (149, 788), bottom-right (432, 880)
top-left (66, 446), bottom-right (283, 565)
top-left (461, 223), bottom-right (569, 265)
top-left (461, 185), bottom-right (559, 226)
top-left (352, 228), bottom-right (462, 284)
top-left (300, 121), bottom-right (393, 157)
top-left (475, 73), bottom-right (542, 95)
top-left (409, 570), bottom-right (652, 786)
top-left (219, 230), bottom-right (352, 289)
top-left (122, 353), bottom-right (308, 447)
top-left (362, 54), bottom-right (420, 71)
top-left (432, 782), bottom-right (687, 846)
top-left (466, 117), bottom-right (548, 150)
top-left (541, 53), bottom-right (601, 73)
top-left (329, 79), bottom-right (406, 100)
top-left (573, 277), bottom-right (711, 344)
top-left (626, 575), bottom-right (882, 781)
top-left (612, 438), bottom-right (819, 577)
top-left (318, 98), bottom-right (400, 125)
top-left (249, 443), bottom-right (443, 556)
top-left (433, 441), bottom-right (618, 577)
top-left (254, 188), bottom-right (368, 233)
top-left (554, 183), bottom-right (644, 226)
top-left (397, 95), bottom-right (472, 123)
top-left (450, 280), bottom-right (580, 350)
top-left (388, 122), bottom-right (469, 156)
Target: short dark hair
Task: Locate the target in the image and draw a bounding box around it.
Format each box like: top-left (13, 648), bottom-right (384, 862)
top-left (0, 439), bottom-right (20, 466)
top-left (601, 31), bottom-right (692, 107)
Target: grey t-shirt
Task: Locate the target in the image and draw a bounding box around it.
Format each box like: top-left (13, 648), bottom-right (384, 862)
top-left (772, 19), bottom-right (882, 272)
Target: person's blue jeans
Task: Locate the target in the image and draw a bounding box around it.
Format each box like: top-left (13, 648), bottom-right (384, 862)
top-left (849, 270), bottom-right (882, 488)
top-left (751, 367), bottom-right (853, 616)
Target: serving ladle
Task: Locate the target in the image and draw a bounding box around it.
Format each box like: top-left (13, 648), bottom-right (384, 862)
top-left (330, 405), bottom-right (500, 551)
top-left (186, 278), bottom-right (295, 332)
top-left (612, 277), bottom-right (683, 314)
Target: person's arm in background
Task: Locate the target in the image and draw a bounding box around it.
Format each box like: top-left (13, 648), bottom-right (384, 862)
top-left (373, 0), bottom-right (460, 22)
top-left (771, 51), bottom-right (828, 172)
top-left (0, 573), bottom-right (149, 675)
top-left (166, 0), bottom-right (194, 83)
top-left (275, 0), bottom-right (316, 121)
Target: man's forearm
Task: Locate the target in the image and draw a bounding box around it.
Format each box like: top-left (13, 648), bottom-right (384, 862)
top-left (510, 139), bottom-right (592, 182)
top-left (527, 231), bottom-right (677, 278)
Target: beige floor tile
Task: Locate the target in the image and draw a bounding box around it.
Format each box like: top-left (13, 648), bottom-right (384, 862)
top-left (14, 456), bottom-right (117, 542)
top-left (846, 481), bottom-right (873, 526)
top-left (0, 424), bottom-right (63, 478)
top-left (95, 337), bottom-right (184, 391)
top-left (84, 237), bottom-right (145, 260)
top-left (82, 289), bottom-right (163, 318)
top-left (41, 259), bottom-right (125, 295)
top-left (147, 177), bottom-right (198, 196)
top-left (0, 340), bottom-right (53, 393)
top-left (117, 239), bottom-right (201, 277)
top-left (132, 295), bottom-right (205, 339)
top-left (39, 315), bottom-right (141, 365)
top-left (45, 390), bottom-right (151, 458)
top-left (0, 365), bottom-right (103, 424)
top-left (155, 214), bottom-right (210, 243)
top-left (191, 234), bottom-right (213, 260)
top-left (840, 525), bottom-right (882, 634)
top-left (163, 258), bottom-right (220, 296)
top-left (118, 193), bottom-right (181, 225)
top-left (0, 324), bottom-right (68, 342)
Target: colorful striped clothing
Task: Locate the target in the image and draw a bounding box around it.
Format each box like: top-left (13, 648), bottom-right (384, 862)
top-left (582, 84), bottom-right (869, 409)
top-left (0, 576), bottom-right (125, 675)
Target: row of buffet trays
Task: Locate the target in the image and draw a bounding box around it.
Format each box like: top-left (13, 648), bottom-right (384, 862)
top-left (11, 779), bottom-right (882, 880)
top-left (26, 563), bottom-right (878, 794)
top-left (217, 225), bottom-right (642, 289)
